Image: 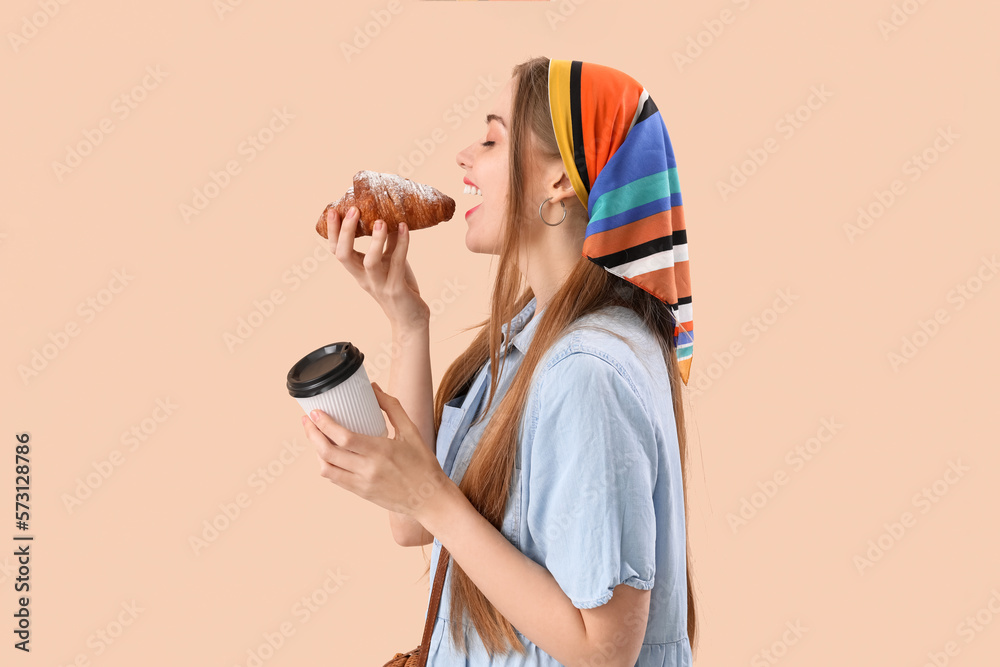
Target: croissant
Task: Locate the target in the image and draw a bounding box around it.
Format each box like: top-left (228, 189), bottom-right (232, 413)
top-left (316, 170), bottom-right (456, 239)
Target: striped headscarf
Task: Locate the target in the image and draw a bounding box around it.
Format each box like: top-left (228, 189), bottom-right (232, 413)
top-left (548, 59), bottom-right (694, 385)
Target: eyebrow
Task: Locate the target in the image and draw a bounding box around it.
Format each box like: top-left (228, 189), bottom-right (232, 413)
top-left (485, 114), bottom-right (506, 128)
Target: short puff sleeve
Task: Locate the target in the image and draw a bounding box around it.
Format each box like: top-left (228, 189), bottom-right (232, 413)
top-left (525, 351), bottom-right (658, 609)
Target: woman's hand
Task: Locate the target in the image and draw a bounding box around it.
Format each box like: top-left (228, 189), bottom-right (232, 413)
top-left (326, 206), bottom-right (430, 331)
top-left (302, 381), bottom-right (452, 518)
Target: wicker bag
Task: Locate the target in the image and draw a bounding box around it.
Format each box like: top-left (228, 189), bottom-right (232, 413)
top-left (382, 546), bottom-right (451, 667)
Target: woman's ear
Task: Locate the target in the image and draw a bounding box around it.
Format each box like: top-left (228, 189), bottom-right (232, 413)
top-left (536, 164), bottom-right (584, 222)
top-left (549, 172), bottom-right (578, 206)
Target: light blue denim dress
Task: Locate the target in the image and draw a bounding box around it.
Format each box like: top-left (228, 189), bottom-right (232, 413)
top-left (424, 295), bottom-right (692, 667)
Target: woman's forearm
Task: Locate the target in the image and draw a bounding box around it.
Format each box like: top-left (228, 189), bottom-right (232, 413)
top-left (386, 322), bottom-right (436, 545)
top-left (387, 323), bottom-right (435, 446)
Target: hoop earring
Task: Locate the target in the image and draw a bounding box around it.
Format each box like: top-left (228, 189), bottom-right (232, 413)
top-left (539, 197), bottom-right (567, 226)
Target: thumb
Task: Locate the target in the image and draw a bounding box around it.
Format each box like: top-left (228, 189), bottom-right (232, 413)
top-left (372, 382), bottom-right (419, 441)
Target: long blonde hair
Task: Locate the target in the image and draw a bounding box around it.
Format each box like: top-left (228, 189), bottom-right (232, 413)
top-left (428, 55), bottom-right (698, 658)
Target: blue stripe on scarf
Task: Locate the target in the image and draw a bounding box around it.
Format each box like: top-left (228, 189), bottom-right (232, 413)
top-left (587, 110), bottom-right (681, 225)
top-left (586, 195), bottom-right (672, 235)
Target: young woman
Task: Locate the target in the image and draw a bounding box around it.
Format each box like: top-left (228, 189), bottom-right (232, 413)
top-left (302, 56), bottom-right (696, 666)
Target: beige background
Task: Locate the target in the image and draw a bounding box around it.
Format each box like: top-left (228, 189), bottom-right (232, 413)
top-left (2, 1), bottom-right (998, 665)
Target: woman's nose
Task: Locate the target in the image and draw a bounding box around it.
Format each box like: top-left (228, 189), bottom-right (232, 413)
top-left (456, 143), bottom-right (472, 170)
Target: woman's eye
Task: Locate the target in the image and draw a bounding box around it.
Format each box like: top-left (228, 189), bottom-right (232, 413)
top-left (480, 140), bottom-right (495, 147)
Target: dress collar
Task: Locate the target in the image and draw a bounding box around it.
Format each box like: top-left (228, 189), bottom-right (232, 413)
top-left (499, 296), bottom-right (541, 357)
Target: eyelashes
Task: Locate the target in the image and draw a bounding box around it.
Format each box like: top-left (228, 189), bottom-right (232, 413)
top-left (480, 141), bottom-right (495, 147)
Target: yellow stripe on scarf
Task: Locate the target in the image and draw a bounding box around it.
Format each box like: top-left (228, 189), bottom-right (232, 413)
top-left (548, 59), bottom-right (590, 210)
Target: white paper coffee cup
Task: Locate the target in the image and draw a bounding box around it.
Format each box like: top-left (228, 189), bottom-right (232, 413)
top-left (286, 342), bottom-right (387, 438)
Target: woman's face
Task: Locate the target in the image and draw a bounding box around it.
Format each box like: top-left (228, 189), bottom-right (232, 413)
top-left (455, 77), bottom-right (514, 255)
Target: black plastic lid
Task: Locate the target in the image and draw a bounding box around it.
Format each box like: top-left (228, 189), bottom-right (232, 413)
top-left (286, 342), bottom-right (365, 398)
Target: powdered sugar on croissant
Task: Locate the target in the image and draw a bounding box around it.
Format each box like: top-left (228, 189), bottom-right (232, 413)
top-left (316, 170), bottom-right (456, 239)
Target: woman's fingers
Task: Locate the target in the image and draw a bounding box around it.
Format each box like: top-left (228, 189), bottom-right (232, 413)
top-left (386, 223), bottom-right (409, 287)
top-left (302, 416), bottom-right (364, 475)
top-left (382, 224), bottom-right (399, 258)
top-left (333, 207), bottom-right (367, 279)
top-left (372, 383), bottom-right (421, 445)
top-left (336, 206), bottom-right (360, 254)
top-left (325, 206), bottom-right (341, 254)
top-left (327, 208), bottom-right (414, 303)
top-left (363, 219), bottom-right (389, 271)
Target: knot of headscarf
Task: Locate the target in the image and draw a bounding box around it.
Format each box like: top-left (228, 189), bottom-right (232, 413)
top-left (548, 59), bottom-right (694, 385)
